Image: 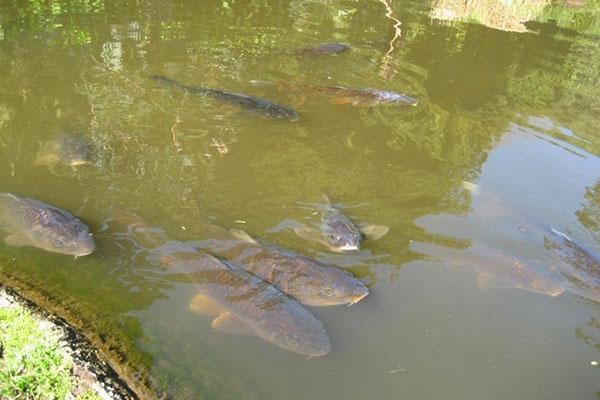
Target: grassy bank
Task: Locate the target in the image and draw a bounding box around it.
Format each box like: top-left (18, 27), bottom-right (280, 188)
top-left (0, 290), bottom-right (103, 400)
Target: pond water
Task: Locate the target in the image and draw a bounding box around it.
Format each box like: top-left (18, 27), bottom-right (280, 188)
top-left (0, 1), bottom-right (598, 399)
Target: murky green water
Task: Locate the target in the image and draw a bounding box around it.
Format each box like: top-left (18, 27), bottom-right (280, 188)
top-left (0, 1), bottom-right (598, 399)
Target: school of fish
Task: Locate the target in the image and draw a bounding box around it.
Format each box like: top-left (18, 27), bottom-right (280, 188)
top-left (0, 43), bottom-right (597, 359)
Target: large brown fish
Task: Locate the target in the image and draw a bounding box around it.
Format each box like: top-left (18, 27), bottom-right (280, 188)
top-left (0, 193), bottom-right (95, 256)
top-left (463, 181), bottom-right (599, 302)
top-left (194, 225), bottom-right (369, 307)
top-left (412, 241), bottom-right (565, 297)
top-left (109, 213), bottom-right (331, 356)
top-left (150, 75), bottom-right (300, 120)
top-left (249, 80), bottom-right (418, 107)
top-left (156, 242), bottom-right (331, 356)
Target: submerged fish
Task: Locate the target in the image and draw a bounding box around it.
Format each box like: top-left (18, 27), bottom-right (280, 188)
top-left (547, 229), bottom-right (600, 302)
top-left (0, 193), bottom-right (95, 256)
top-left (412, 241), bottom-right (565, 297)
top-left (150, 74), bottom-right (299, 120)
top-left (293, 43), bottom-right (350, 56)
top-left (249, 80), bottom-right (417, 107)
top-left (294, 197), bottom-right (389, 252)
top-left (463, 181), bottom-right (599, 301)
top-left (111, 214), bottom-right (330, 356)
top-left (195, 225), bottom-right (369, 307)
top-left (312, 86), bottom-right (418, 107)
top-left (35, 134), bottom-right (93, 167)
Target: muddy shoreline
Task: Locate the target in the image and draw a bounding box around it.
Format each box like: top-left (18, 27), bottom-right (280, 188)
top-left (0, 282), bottom-right (146, 400)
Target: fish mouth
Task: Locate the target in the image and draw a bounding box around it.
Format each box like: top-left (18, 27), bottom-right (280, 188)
top-left (336, 244), bottom-right (360, 252)
top-left (349, 288), bottom-right (369, 305)
top-left (74, 244), bottom-right (96, 257)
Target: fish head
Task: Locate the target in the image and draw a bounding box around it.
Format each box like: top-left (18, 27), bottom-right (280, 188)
top-left (28, 208), bottom-right (96, 256)
top-left (322, 213), bottom-right (362, 252)
top-left (267, 308), bottom-right (331, 356)
top-left (288, 258), bottom-right (369, 306)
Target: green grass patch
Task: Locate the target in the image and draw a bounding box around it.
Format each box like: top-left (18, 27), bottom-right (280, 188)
top-left (0, 302), bottom-right (98, 400)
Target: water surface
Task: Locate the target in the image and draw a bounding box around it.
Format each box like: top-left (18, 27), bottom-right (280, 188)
top-left (0, 1), bottom-right (598, 399)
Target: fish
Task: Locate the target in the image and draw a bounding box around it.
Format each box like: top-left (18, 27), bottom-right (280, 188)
top-left (463, 181), bottom-right (599, 301)
top-left (294, 196), bottom-right (389, 253)
top-left (195, 225), bottom-right (369, 307)
top-left (248, 80), bottom-right (417, 107)
top-left (293, 43), bottom-right (350, 56)
top-left (412, 241), bottom-right (565, 297)
top-left (0, 193), bottom-right (95, 256)
top-left (149, 74), bottom-right (300, 120)
top-left (110, 213), bottom-right (331, 356)
top-left (546, 229), bottom-right (600, 303)
top-left (34, 134), bottom-right (93, 167)
top-left (311, 86), bottom-right (418, 107)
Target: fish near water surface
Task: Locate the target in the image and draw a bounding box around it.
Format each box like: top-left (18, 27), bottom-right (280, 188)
top-left (0, 193), bottom-right (95, 256)
top-left (463, 181), bottom-right (599, 301)
top-left (194, 225), bottom-right (369, 307)
top-left (546, 229), bottom-right (600, 302)
top-left (312, 86), bottom-right (419, 107)
top-left (294, 198), bottom-right (389, 253)
top-left (412, 241), bottom-right (565, 297)
top-left (157, 244), bottom-right (331, 357)
top-left (109, 213), bottom-right (331, 356)
top-left (150, 74), bottom-right (300, 120)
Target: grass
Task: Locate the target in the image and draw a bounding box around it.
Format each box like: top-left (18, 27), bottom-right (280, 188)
top-left (0, 300), bottom-right (102, 400)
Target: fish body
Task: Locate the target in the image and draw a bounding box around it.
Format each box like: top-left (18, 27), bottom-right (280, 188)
top-left (463, 182), bottom-right (599, 301)
top-left (249, 80), bottom-right (417, 107)
top-left (197, 226), bottom-right (369, 307)
top-left (148, 241), bottom-right (331, 357)
top-left (0, 193), bottom-right (95, 256)
top-left (294, 43), bottom-right (350, 56)
top-left (35, 134), bottom-right (93, 167)
top-left (313, 86), bottom-right (418, 106)
top-left (412, 241), bottom-right (565, 297)
top-left (150, 75), bottom-right (299, 120)
top-left (547, 229), bottom-right (600, 302)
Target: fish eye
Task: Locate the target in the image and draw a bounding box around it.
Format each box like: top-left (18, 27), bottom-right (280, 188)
top-left (54, 237), bottom-right (65, 247)
top-left (322, 287), bottom-right (334, 297)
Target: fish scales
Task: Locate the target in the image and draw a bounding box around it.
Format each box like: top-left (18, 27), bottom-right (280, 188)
top-left (150, 74), bottom-right (299, 120)
top-left (196, 224), bottom-right (369, 306)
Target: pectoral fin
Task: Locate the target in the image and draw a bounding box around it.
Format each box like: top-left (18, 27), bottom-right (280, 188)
top-left (189, 294), bottom-right (227, 316)
top-left (229, 229), bottom-right (258, 244)
top-left (294, 226), bottom-right (326, 245)
top-left (211, 312), bottom-right (256, 336)
top-left (4, 233), bottom-right (31, 248)
top-left (360, 224), bottom-right (389, 240)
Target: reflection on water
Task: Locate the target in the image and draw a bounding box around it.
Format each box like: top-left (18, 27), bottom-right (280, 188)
top-left (0, 0), bottom-right (598, 399)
